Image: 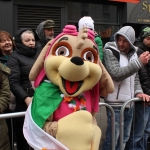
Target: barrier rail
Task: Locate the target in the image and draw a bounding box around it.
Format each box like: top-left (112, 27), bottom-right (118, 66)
top-left (0, 112), bottom-right (26, 150)
top-left (99, 102), bottom-right (115, 150)
top-left (120, 97), bottom-right (142, 150)
top-left (0, 104), bottom-right (115, 150)
top-left (0, 99), bottom-right (141, 150)
top-left (0, 112), bottom-right (25, 119)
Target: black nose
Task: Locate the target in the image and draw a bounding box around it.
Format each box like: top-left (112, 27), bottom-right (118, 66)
top-left (70, 56), bottom-right (84, 66)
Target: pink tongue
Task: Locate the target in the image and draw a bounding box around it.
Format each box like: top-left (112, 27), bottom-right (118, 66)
top-left (65, 80), bottom-right (79, 94)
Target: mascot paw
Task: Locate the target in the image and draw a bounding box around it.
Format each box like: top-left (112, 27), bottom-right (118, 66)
top-left (43, 121), bottom-right (58, 137)
top-left (56, 110), bottom-right (101, 150)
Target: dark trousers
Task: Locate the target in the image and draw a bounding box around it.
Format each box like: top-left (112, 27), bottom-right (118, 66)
top-left (15, 116), bottom-right (30, 150)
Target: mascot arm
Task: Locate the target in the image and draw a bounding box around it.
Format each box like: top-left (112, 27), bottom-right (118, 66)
top-left (99, 61), bottom-right (114, 97)
top-left (29, 40), bottom-right (54, 81)
top-left (43, 121), bottom-right (58, 138)
top-left (42, 114), bottom-right (58, 137)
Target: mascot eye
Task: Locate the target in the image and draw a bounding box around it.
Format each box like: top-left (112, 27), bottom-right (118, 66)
top-left (55, 46), bottom-right (70, 56)
top-left (83, 51), bottom-right (94, 62)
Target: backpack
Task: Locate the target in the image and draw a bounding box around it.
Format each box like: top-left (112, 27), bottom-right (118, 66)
top-left (109, 47), bottom-right (120, 62)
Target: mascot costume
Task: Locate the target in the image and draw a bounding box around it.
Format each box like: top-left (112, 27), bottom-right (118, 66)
top-left (23, 25), bottom-right (114, 150)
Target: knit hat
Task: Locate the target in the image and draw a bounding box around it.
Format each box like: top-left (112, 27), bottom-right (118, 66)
top-left (78, 16), bottom-right (94, 31)
top-left (43, 20), bottom-right (55, 29)
top-left (140, 26), bottom-right (150, 41)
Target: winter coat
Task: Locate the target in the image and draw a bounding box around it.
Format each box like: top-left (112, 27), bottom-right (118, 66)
top-left (134, 38), bottom-right (150, 104)
top-left (7, 28), bottom-right (41, 112)
top-left (0, 52), bottom-right (16, 112)
top-left (94, 35), bottom-right (103, 61)
top-left (103, 26), bottom-right (143, 106)
top-left (0, 63), bottom-right (11, 150)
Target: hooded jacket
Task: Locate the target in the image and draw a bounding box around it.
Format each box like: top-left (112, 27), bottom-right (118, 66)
top-left (103, 26), bottom-right (143, 105)
top-left (36, 21), bottom-right (51, 49)
top-left (7, 28), bottom-right (41, 111)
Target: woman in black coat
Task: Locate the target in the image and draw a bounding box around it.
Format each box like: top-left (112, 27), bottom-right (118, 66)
top-left (7, 28), bottom-right (41, 150)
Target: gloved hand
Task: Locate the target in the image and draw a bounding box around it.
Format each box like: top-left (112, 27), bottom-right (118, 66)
top-left (43, 121), bottom-right (58, 137)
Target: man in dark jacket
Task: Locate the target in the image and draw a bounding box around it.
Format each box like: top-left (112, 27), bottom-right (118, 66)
top-left (126, 26), bottom-right (150, 150)
top-left (36, 20), bottom-right (55, 49)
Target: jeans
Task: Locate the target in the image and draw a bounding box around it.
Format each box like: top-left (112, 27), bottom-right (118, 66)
top-left (102, 107), bottom-right (133, 150)
top-left (126, 103), bottom-right (150, 150)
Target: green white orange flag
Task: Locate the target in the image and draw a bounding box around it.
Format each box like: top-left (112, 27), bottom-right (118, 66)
top-left (23, 103), bottom-right (69, 150)
top-left (23, 82), bottom-right (69, 150)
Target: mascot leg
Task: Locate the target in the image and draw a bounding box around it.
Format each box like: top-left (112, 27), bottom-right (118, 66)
top-left (56, 111), bottom-right (102, 150)
top-left (91, 125), bottom-right (101, 150)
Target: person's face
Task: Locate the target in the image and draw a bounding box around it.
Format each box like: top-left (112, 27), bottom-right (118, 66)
top-left (44, 28), bottom-right (54, 40)
top-left (0, 35), bottom-right (13, 55)
top-left (117, 35), bottom-right (131, 54)
top-left (143, 36), bottom-right (150, 48)
top-left (22, 33), bottom-right (35, 48)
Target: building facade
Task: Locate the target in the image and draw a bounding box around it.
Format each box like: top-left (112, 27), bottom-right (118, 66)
top-left (0, 0), bottom-right (149, 43)
top-left (0, 0), bottom-right (150, 149)
top-left (0, 0), bottom-right (125, 44)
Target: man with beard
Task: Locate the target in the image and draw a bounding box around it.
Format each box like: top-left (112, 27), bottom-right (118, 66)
top-left (36, 20), bottom-right (55, 49)
top-left (102, 26), bottom-right (150, 150)
top-left (126, 26), bottom-right (150, 150)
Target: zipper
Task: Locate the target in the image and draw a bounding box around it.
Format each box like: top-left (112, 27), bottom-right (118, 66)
top-left (116, 84), bottom-right (121, 99)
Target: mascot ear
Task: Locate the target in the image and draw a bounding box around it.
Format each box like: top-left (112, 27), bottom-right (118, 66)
top-left (99, 61), bottom-right (114, 97)
top-left (29, 40), bottom-right (53, 81)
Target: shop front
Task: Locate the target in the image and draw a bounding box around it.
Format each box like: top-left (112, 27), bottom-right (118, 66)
top-left (126, 0), bottom-right (150, 37)
top-left (0, 0), bottom-right (126, 42)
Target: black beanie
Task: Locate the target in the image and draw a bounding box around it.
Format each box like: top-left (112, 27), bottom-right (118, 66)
top-left (140, 26), bottom-right (150, 41)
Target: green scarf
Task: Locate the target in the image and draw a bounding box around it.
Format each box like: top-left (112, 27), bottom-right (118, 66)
top-left (31, 81), bottom-right (62, 128)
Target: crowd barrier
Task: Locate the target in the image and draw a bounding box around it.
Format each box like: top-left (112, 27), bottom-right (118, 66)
top-left (99, 102), bottom-right (115, 150)
top-left (0, 98), bottom-right (144, 150)
top-left (119, 97), bottom-right (143, 150)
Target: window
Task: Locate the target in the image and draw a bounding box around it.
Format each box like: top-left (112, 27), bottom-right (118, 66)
top-left (68, 2), bottom-right (119, 45)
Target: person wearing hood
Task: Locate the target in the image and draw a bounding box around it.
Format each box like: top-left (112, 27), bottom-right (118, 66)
top-left (36, 19), bottom-right (55, 49)
top-left (102, 26), bottom-right (150, 150)
top-left (126, 26), bottom-right (150, 150)
top-left (7, 28), bottom-right (41, 150)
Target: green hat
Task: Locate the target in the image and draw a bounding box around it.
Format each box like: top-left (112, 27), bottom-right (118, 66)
top-left (43, 20), bottom-right (55, 29)
top-left (140, 26), bottom-right (150, 41)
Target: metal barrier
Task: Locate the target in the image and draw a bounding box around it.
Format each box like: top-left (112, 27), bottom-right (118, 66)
top-left (0, 103), bottom-right (116, 150)
top-left (0, 99), bottom-right (142, 150)
top-left (0, 112), bottom-right (25, 119)
top-left (119, 97), bottom-right (142, 150)
top-left (0, 112), bottom-right (26, 150)
top-left (99, 102), bottom-right (115, 150)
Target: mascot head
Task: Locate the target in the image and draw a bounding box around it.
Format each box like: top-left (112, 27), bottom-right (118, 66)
top-left (34, 25), bottom-right (102, 97)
